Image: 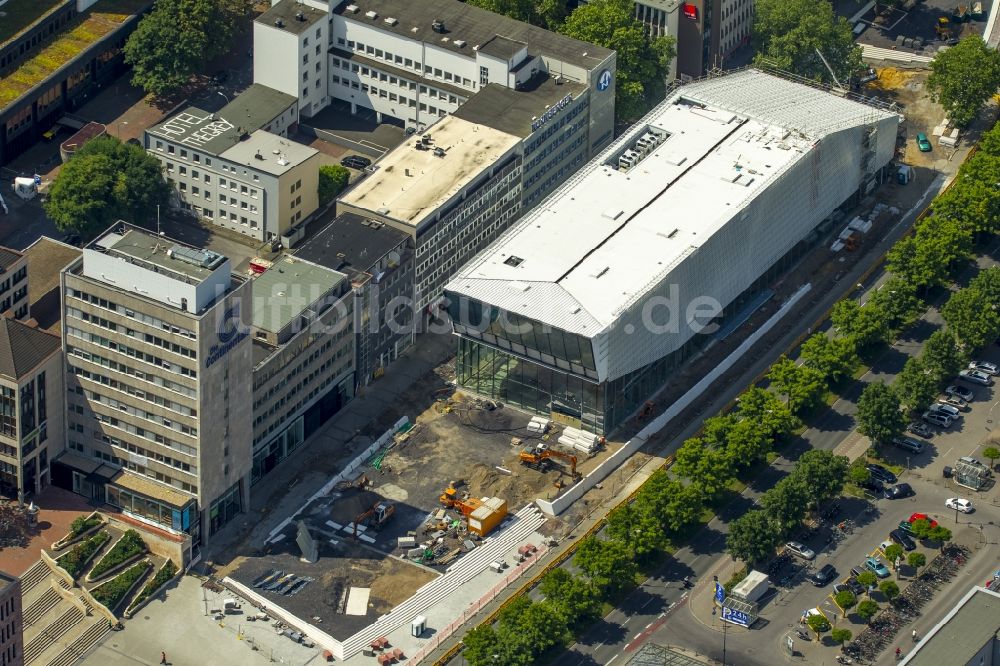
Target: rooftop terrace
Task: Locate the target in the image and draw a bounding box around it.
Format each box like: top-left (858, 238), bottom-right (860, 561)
top-left (0, 0), bottom-right (150, 109)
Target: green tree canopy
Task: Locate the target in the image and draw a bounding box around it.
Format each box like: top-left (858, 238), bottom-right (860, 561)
top-left (831, 299), bottom-right (888, 349)
top-left (760, 475), bottom-right (809, 533)
top-left (726, 511), bottom-right (779, 565)
top-left (879, 580), bottom-right (900, 601)
top-left (983, 446), bottom-right (1000, 469)
top-left (866, 277), bottom-right (923, 329)
top-left (736, 387), bottom-right (798, 438)
top-left (907, 551), bottom-right (926, 570)
top-left (921, 329), bottom-right (968, 380)
top-left (928, 35), bottom-right (1000, 127)
top-left (539, 569), bottom-right (602, 623)
top-left (927, 525), bottom-right (953, 550)
top-left (318, 165), bottom-right (351, 206)
top-left (895, 357), bottom-right (940, 412)
top-left (910, 518), bottom-right (932, 539)
top-left (560, 0), bottom-right (675, 120)
top-left (806, 613), bottom-right (831, 636)
top-left (931, 153), bottom-right (1000, 236)
top-left (800, 333), bottom-right (859, 384)
top-left (466, 0), bottom-right (568, 29)
top-left (856, 381), bottom-right (906, 444)
top-left (672, 438), bottom-right (733, 497)
top-left (794, 450), bottom-right (848, 506)
top-left (857, 598), bottom-right (879, 622)
top-left (606, 497), bottom-right (666, 558)
top-left (884, 544), bottom-right (904, 569)
top-left (574, 537), bottom-right (637, 594)
top-left (44, 136), bottom-right (170, 237)
top-left (849, 459), bottom-right (872, 486)
top-left (834, 590), bottom-right (857, 616)
top-left (942, 286), bottom-right (1000, 350)
top-left (767, 356), bottom-right (827, 413)
top-left (830, 627), bottom-right (853, 645)
top-left (856, 570), bottom-right (878, 594)
top-left (752, 0), bottom-right (862, 83)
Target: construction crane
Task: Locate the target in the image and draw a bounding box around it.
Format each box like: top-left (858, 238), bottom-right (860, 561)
top-left (519, 446), bottom-right (580, 479)
top-left (353, 501), bottom-right (394, 539)
top-left (814, 48), bottom-right (847, 95)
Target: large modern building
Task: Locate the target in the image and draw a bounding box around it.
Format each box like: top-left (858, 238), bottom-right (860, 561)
top-left (55, 224), bottom-right (255, 544)
top-left (249, 255), bottom-right (355, 484)
top-left (445, 69), bottom-right (900, 435)
top-left (337, 115), bottom-right (522, 312)
top-left (1, 0), bottom-right (152, 167)
top-left (255, 0), bottom-right (616, 156)
top-left (0, 571), bottom-right (22, 666)
top-left (144, 84), bottom-right (318, 245)
top-left (901, 586), bottom-right (1000, 666)
top-left (295, 211), bottom-right (413, 386)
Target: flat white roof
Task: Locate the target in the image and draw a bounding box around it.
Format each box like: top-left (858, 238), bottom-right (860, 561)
top-left (339, 116), bottom-right (520, 228)
top-left (220, 130), bottom-right (318, 176)
top-left (448, 70), bottom-right (899, 336)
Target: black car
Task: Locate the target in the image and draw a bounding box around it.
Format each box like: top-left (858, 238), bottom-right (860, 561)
top-left (843, 576), bottom-right (866, 596)
top-left (859, 477), bottom-right (885, 494)
top-left (809, 564), bottom-right (837, 587)
top-left (340, 155), bottom-right (372, 169)
top-left (889, 529), bottom-right (916, 551)
top-left (883, 483), bottom-right (914, 500)
top-left (866, 464), bottom-right (897, 484)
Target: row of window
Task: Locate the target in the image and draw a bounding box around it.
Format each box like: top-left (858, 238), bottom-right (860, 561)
top-left (336, 38), bottom-right (477, 90)
top-left (68, 348), bottom-right (197, 399)
top-left (67, 288), bottom-right (196, 339)
top-left (66, 308), bottom-right (197, 360)
top-left (66, 325), bottom-right (198, 378)
top-left (69, 376), bottom-right (196, 418)
top-left (77, 389), bottom-right (197, 440)
top-left (253, 339), bottom-right (350, 414)
top-left (70, 442), bottom-right (199, 495)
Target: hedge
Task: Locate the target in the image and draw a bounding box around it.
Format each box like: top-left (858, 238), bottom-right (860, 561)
top-left (130, 560), bottom-right (177, 609)
top-left (69, 515), bottom-right (102, 539)
top-left (58, 531), bottom-right (110, 579)
top-left (93, 561), bottom-right (151, 611)
top-left (89, 530), bottom-right (146, 580)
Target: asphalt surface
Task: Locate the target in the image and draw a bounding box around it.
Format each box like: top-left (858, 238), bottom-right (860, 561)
top-left (551, 182), bottom-right (1000, 666)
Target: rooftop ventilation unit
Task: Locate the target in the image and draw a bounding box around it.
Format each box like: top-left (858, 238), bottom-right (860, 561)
top-left (277, 155), bottom-right (289, 166)
top-left (433, 147), bottom-right (446, 157)
top-left (365, 10), bottom-right (378, 19)
top-left (254, 151), bottom-right (264, 160)
top-left (384, 16), bottom-right (398, 25)
top-left (274, 18), bottom-right (285, 27)
top-left (345, 4), bottom-right (359, 12)
top-left (167, 245), bottom-right (225, 270)
top-left (294, 11), bottom-right (305, 21)
top-left (454, 39), bottom-right (466, 47)
top-left (376, 207), bottom-right (390, 215)
top-left (431, 18), bottom-right (445, 33)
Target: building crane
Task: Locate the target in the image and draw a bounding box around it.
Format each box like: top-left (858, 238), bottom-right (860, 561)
top-left (815, 48), bottom-right (847, 94)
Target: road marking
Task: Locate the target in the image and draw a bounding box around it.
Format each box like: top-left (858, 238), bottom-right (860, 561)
top-left (645, 622), bottom-right (652, 629)
top-left (606, 657), bottom-right (618, 665)
top-left (658, 612), bottom-right (666, 618)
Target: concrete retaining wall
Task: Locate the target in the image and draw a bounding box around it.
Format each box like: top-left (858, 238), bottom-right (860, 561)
top-left (536, 284), bottom-right (813, 516)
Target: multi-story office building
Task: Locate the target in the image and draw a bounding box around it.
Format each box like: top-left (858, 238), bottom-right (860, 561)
top-left (337, 115), bottom-right (522, 312)
top-left (56, 224), bottom-right (254, 544)
top-left (249, 255), bottom-right (355, 484)
top-left (0, 318), bottom-right (63, 499)
top-left (255, 0), bottom-right (616, 157)
top-left (0, 572), bottom-right (22, 666)
top-left (0, 250), bottom-right (30, 321)
top-left (446, 69), bottom-right (900, 435)
top-left (0, 0), bottom-right (152, 167)
top-left (144, 85), bottom-right (319, 245)
top-left (295, 211), bottom-right (413, 386)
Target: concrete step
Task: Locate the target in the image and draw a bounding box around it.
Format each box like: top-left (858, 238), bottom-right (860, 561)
top-left (24, 606), bottom-right (84, 664)
top-left (20, 561), bottom-right (50, 594)
top-left (23, 588), bottom-right (61, 628)
top-left (46, 620), bottom-right (110, 666)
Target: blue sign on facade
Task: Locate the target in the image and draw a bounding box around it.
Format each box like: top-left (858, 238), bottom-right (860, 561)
top-left (207, 303), bottom-right (249, 367)
top-left (721, 606), bottom-right (752, 627)
top-left (597, 69), bottom-right (613, 92)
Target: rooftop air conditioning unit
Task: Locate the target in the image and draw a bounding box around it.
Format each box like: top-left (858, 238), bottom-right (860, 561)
top-left (431, 19), bottom-right (445, 33)
top-left (295, 11), bottom-right (306, 21)
top-left (345, 4), bottom-right (359, 12)
top-left (384, 16), bottom-right (398, 25)
top-left (365, 10), bottom-right (378, 19)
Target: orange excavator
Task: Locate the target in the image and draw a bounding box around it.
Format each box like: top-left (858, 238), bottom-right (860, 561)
top-left (352, 501), bottom-right (394, 539)
top-left (519, 446), bottom-right (580, 479)
top-left (439, 483), bottom-right (483, 516)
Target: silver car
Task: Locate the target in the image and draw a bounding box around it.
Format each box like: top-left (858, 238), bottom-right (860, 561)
top-left (959, 369), bottom-right (993, 386)
top-left (785, 541), bottom-right (816, 560)
top-left (969, 360), bottom-right (999, 375)
top-left (945, 385), bottom-right (975, 402)
top-left (930, 402), bottom-right (962, 419)
top-left (922, 411), bottom-right (953, 428)
top-left (937, 395), bottom-right (969, 411)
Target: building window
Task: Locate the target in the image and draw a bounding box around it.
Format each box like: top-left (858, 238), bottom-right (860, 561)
top-left (480, 66), bottom-right (489, 86)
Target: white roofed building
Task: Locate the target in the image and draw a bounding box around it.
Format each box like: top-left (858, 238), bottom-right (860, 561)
top-left (444, 70), bottom-right (901, 435)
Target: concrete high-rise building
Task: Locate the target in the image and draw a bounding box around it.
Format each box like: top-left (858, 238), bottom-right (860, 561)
top-left (56, 224), bottom-right (254, 544)
top-left (0, 571), bottom-right (22, 666)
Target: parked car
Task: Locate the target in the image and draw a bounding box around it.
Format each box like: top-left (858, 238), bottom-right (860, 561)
top-left (945, 385), bottom-right (975, 402)
top-left (968, 360), bottom-right (999, 375)
top-left (897, 520), bottom-right (916, 535)
top-left (867, 464), bottom-right (897, 484)
top-left (340, 155), bottom-right (372, 169)
top-left (884, 483), bottom-right (914, 499)
top-left (809, 564), bottom-right (837, 587)
top-left (864, 556), bottom-right (891, 578)
top-left (916, 132), bottom-right (933, 152)
top-left (892, 436), bottom-right (925, 454)
top-left (859, 477), bottom-right (885, 494)
top-left (938, 395), bottom-right (969, 411)
top-left (959, 369), bottom-right (993, 386)
top-left (957, 456), bottom-right (988, 470)
top-left (945, 497), bottom-right (974, 513)
top-left (785, 541), bottom-right (816, 560)
top-left (843, 577), bottom-right (866, 596)
top-left (930, 402), bottom-right (963, 420)
top-left (909, 512), bottom-right (939, 529)
top-left (889, 529), bottom-right (917, 551)
top-left (922, 411), bottom-right (953, 428)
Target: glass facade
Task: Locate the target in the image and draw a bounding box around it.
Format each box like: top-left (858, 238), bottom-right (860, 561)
top-left (106, 484), bottom-right (198, 539)
top-left (209, 480), bottom-right (242, 534)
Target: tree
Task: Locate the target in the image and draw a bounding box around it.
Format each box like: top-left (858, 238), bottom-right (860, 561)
top-left (560, 0), bottom-right (675, 120)
top-left (606, 500), bottom-right (665, 558)
top-left (942, 286), bottom-right (1000, 351)
top-left (931, 154), bottom-right (1000, 237)
top-left (671, 438), bottom-right (733, 497)
top-left (894, 357), bottom-right (939, 413)
top-left (856, 571), bottom-right (878, 597)
top-left (927, 35), bottom-right (1000, 127)
top-left (500, 599), bottom-right (572, 658)
top-left (661, 482), bottom-right (707, 533)
top-left (857, 599), bottom-right (879, 623)
top-left (721, 418), bottom-right (773, 470)
top-left (574, 537), bottom-right (637, 594)
top-left (45, 136), bottom-right (170, 237)
top-left (800, 333), bottom-right (859, 384)
top-left (983, 446), bottom-right (1000, 471)
top-left (793, 450), bottom-right (848, 506)
top-left (726, 511), bottom-right (779, 566)
top-left (760, 476), bottom-right (809, 533)
top-left (834, 590), bottom-right (857, 617)
top-left (466, 0), bottom-right (569, 29)
top-left (907, 552), bottom-right (926, 570)
top-left (767, 356), bottom-right (827, 413)
top-left (830, 628), bottom-right (853, 646)
top-left (867, 277), bottom-right (923, 329)
top-left (879, 580), bottom-right (900, 602)
top-left (884, 544), bottom-right (904, 571)
top-left (463, 625), bottom-right (504, 666)
top-left (806, 613), bottom-right (831, 637)
top-left (927, 525), bottom-right (953, 551)
top-left (125, 0), bottom-right (247, 96)
top-left (830, 299), bottom-right (888, 349)
top-left (539, 569), bottom-right (601, 623)
top-left (921, 329), bottom-right (967, 381)
top-left (752, 0), bottom-right (863, 84)
top-left (736, 387), bottom-right (798, 438)
top-left (856, 382), bottom-right (905, 444)
top-left (849, 460), bottom-right (871, 486)
top-left (318, 165), bottom-right (351, 206)
top-left (910, 518), bottom-right (932, 540)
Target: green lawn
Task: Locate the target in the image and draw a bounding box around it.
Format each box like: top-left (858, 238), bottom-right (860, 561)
top-left (0, 0), bottom-right (64, 46)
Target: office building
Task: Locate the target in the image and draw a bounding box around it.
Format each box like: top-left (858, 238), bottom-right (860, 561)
top-left (901, 586), bottom-right (1000, 666)
top-left (0, 250), bottom-right (29, 321)
top-left (295, 211), bottom-right (413, 386)
top-left (337, 115), bottom-right (522, 312)
top-left (0, 318), bottom-right (63, 499)
top-left (1, 0), bottom-right (152, 167)
top-left (255, 0), bottom-right (616, 157)
top-left (55, 224), bottom-right (254, 544)
top-left (0, 572), bottom-right (21, 666)
top-left (250, 255), bottom-right (355, 484)
top-left (144, 84), bottom-right (319, 245)
top-left (445, 69), bottom-right (900, 435)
